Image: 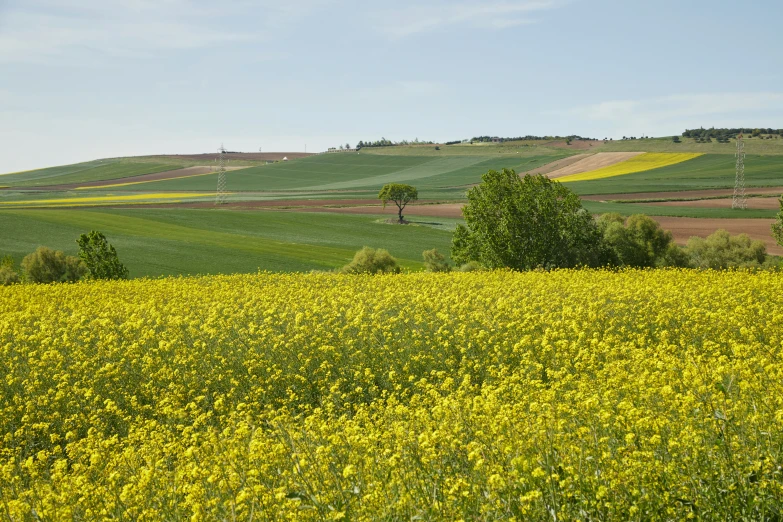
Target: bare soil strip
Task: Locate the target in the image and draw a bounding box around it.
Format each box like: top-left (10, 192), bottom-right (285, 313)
top-left (527, 154), bottom-right (591, 176)
top-left (545, 152), bottom-right (644, 179)
top-left (583, 187), bottom-right (783, 201)
top-left (641, 197), bottom-right (781, 210)
top-left (542, 139), bottom-right (605, 150)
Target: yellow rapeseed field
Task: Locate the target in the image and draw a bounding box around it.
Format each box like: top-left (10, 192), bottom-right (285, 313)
top-left (1, 270), bottom-right (782, 520)
top-left (0, 193), bottom-right (214, 208)
top-left (558, 153), bottom-right (702, 182)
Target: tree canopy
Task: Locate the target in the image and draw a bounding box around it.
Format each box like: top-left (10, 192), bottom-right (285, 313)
top-left (77, 231), bottom-right (129, 280)
top-left (452, 169), bottom-right (607, 270)
top-left (378, 184), bottom-right (418, 223)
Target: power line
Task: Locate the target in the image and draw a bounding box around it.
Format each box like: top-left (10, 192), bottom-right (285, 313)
top-left (215, 144), bottom-right (228, 205)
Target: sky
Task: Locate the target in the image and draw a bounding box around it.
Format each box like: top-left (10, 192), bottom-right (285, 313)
top-left (1, 0), bottom-right (782, 173)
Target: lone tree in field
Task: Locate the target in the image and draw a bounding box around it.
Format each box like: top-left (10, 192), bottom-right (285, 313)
top-left (452, 169), bottom-right (607, 270)
top-left (77, 231), bottom-right (129, 280)
top-left (379, 183), bottom-right (418, 223)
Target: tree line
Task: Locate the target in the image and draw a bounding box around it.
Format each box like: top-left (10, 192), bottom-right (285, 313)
top-left (682, 127), bottom-right (783, 140)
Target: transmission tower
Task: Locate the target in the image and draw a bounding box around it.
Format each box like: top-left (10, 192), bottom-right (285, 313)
top-left (215, 144), bottom-right (227, 205)
top-left (732, 133), bottom-right (746, 209)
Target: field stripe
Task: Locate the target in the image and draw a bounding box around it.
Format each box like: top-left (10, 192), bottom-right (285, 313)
top-left (558, 153), bottom-right (703, 182)
top-left (0, 193), bottom-right (214, 207)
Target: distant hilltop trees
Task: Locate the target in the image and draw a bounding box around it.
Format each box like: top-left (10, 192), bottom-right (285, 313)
top-left (682, 127), bottom-right (783, 142)
top-left (469, 135), bottom-right (595, 143)
top-left (354, 138), bottom-right (435, 149)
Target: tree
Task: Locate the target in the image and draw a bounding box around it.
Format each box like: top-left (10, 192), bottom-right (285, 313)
top-left (598, 213), bottom-right (677, 267)
top-left (422, 249), bottom-right (451, 272)
top-left (685, 230), bottom-right (766, 268)
top-left (345, 143), bottom-right (351, 150)
top-left (452, 169), bottom-right (608, 270)
top-left (77, 231), bottom-right (129, 280)
top-left (20, 246), bottom-right (85, 283)
top-left (340, 247), bottom-right (401, 274)
top-left (378, 184), bottom-right (418, 223)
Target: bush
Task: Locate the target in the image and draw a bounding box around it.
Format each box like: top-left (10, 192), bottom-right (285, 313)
top-left (422, 249), bottom-right (451, 272)
top-left (453, 170), bottom-right (607, 270)
top-left (0, 256), bottom-right (20, 286)
top-left (21, 246), bottom-right (86, 284)
top-left (458, 261), bottom-right (484, 272)
top-left (340, 247), bottom-right (401, 275)
top-left (598, 213), bottom-right (677, 267)
top-left (685, 230), bottom-right (767, 268)
top-left (77, 231), bottom-right (129, 280)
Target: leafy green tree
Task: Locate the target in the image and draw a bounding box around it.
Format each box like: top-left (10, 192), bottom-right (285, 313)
top-left (452, 170), bottom-right (607, 270)
top-left (685, 230), bottom-right (767, 268)
top-left (340, 247), bottom-right (401, 274)
top-left (422, 249), bottom-right (451, 272)
top-left (378, 184), bottom-right (418, 223)
top-left (598, 213), bottom-right (678, 267)
top-left (77, 231), bottom-right (129, 280)
top-left (20, 246), bottom-right (85, 283)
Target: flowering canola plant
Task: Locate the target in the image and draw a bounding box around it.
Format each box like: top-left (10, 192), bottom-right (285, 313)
top-left (0, 192), bottom-right (214, 207)
top-left (1, 270), bottom-right (781, 520)
top-left (558, 153), bottom-right (702, 182)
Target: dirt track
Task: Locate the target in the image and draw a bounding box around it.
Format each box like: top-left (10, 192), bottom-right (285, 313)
top-left (546, 152), bottom-right (644, 178)
top-left (528, 154), bottom-right (591, 175)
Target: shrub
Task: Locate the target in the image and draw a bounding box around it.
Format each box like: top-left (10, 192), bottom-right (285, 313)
top-left (21, 247), bottom-right (85, 284)
top-left (0, 256), bottom-right (20, 286)
top-left (77, 231), bottom-right (129, 280)
top-left (685, 230), bottom-right (767, 268)
top-left (340, 247), bottom-right (401, 275)
top-left (422, 249), bottom-right (451, 272)
top-left (453, 170), bottom-right (607, 270)
top-left (598, 213), bottom-right (677, 267)
top-left (458, 261), bottom-right (484, 272)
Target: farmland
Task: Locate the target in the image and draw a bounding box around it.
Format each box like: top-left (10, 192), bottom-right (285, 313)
top-left (2, 270), bottom-right (782, 519)
top-left (2, 138), bottom-right (783, 274)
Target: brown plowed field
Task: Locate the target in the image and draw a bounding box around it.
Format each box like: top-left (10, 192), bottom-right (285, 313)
top-left (653, 217), bottom-right (781, 255)
top-left (583, 187), bottom-right (783, 201)
top-left (641, 197), bottom-right (781, 210)
top-left (543, 140), bottom-right (605, 150)
top-left (546, 152), bottom-right (644, 179)
top-left (528, 154), bottom-right (591, 176)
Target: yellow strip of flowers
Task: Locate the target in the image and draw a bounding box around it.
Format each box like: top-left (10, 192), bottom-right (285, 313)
top-left (0, 192), bottom-right (214, 206)
top-left (558, 152), bottom-right (702, 182)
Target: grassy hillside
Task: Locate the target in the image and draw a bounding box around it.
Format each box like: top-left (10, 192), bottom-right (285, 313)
top-left (0, 159), bottom-right (184, 187)
top-left (597, 136), bottom-right (783, 155)
top-left (0, 209), bottom-right (453, 275)
top-left (97, 153), bottom-right (570, 193)
top-left (567, 154), bottom-right (783, 195)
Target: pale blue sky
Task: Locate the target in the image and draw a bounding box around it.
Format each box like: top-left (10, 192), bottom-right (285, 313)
top-left (1, 0), bottom-right (782, 173)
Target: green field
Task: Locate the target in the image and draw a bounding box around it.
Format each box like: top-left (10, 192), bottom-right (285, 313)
top-left (0, 209), bottom-right (454, 275)
top-left (0, 159), bottom-right (189, 187)
top-left (101, 152), bottom-right (570, 193)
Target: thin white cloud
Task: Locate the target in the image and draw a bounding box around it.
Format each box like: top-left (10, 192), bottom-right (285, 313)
top-left (378, 0), bottom-right (557, 38)
top-left (562, 92), bottom-right (783, 136)
top-left (0, 0), bottom-right (329, 64)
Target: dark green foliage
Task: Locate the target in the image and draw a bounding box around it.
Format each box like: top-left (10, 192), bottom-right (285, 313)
top-left (20, 246), bottom-right (86, 284)
top-left (598, 213), bottom-right (677, 267)
top-left (452, 169), bottom-right (607, 270)
top-left (0, 255), bottom-right (20, 285)
top-left (77, 231), bottom-right (129, 280)
top-left (378, 184), bottom-right (418, 223)
top-left (422, 249), bottom-right (451, 272)
top-left (771, 196), bottom-right (783, 248)
top-left (685, 230), bottom-right (767, 269)
top-left (340, 247), bottom-right (401, 275)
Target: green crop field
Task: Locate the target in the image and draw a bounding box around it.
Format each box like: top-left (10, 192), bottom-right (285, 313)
top-left (0, 209), bottom-right (454, 276)
top-left (92, 153), bottom-right (570, 194)
top-left (597, 136), bottom-right (783, 155)
top-left (0, 159), bottom-right (188, 187)
top-left (566, 154), bottom-right (783, 195)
